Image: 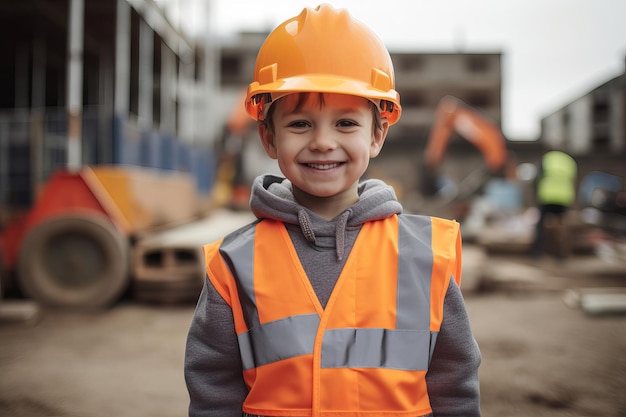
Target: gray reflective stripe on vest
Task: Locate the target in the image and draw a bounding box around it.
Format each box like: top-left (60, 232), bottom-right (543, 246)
top-left (219, 222), bottom-right (260, 331)
top-left (219, 216), bottom-right (438, 371)
top-left (238, 313), bottom-right (319, 370)
top-left (321, 327), bottom-right (431, 369)
top-left (397, 215), bottom-right (439, 364)
top-left (396, 215), bottom-right (433, 331)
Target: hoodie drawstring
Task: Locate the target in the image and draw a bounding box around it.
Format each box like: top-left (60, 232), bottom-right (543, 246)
top-left (298, 209), bottom-right (316, 244)
top-left (297, 209), bottom-right (350, 261)
top-left (335, 211), bottom-right (350, 261)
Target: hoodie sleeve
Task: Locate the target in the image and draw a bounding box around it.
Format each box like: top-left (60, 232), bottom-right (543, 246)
top-left (426, 278), bottom-right (482, 416)
top-left (184, 276), bottom-right (248, 417)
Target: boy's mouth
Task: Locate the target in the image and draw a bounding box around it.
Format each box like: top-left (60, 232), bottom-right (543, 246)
top-left (306, 162), bottom-right (341, 170)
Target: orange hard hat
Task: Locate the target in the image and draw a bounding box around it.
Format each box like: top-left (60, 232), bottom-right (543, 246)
top-left (245, 3), bottom-right (402, 125)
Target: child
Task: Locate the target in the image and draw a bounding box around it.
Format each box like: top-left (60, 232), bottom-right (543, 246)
top-left (185, 4), bottom-right (481, 416)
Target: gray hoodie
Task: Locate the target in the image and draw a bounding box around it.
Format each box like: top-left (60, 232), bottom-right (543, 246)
top-left (185, 174), bottom-right (481, 417)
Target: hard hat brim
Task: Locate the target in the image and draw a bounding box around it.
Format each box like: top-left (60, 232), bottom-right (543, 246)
top-left (246, 75), bottom-right (401, 125)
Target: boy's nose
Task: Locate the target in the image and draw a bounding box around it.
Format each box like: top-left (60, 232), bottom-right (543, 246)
top-left (309, 128), bottom-right (337, 152)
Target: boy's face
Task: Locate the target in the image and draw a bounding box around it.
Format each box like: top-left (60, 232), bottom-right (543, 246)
top-left (259, 93), bottom-right (388, 214)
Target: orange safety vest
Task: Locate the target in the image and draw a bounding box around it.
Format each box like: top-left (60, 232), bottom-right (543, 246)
top-left (204, 214), bottom-right (462, 417)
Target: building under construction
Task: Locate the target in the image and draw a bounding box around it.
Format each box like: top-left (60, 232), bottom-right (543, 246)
top-left (0, 0), bottom-right (221, 308)
top-left (0, 0), bottom-right (216, 215)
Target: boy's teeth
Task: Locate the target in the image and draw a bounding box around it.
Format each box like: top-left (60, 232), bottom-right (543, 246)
top-left (308, 163), bottom-right (338, 170)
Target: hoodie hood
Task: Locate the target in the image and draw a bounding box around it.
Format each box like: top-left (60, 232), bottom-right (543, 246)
top-left (249, 174), bottom-right (402, 260)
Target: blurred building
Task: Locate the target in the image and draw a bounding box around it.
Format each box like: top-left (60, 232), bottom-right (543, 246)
top-left (217, 31), bottom-right (266, 119)
top-left (390, 52), bottom-right (502, 143)
top-left (0, 0), bottom-right (216, 215)
top-left (539, 56), bottom-right (626, 183)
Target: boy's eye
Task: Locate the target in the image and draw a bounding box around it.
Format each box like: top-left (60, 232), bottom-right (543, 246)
top-left (287, 120), bottom-right (310, 128)
top-left (337, 119), bottom-right (358, 128)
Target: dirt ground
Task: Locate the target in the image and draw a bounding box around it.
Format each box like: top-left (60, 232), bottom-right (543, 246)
top-left (1, 252), bottom-right (625, 417)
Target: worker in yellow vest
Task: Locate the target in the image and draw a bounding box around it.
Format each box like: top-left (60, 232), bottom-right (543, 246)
top-left (531, 150), bottom-right (578, 259)
top-left (185, 4), bottom-right (481, 416)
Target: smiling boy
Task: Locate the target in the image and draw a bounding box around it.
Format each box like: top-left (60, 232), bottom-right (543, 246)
top-left (259, 93), bottom-right (388, 219)
top-left (185, 4), bottom-right (481, 417)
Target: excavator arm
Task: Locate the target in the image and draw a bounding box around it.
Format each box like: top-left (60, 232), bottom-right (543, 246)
top-left (424, 95), bottom-right (507, 173)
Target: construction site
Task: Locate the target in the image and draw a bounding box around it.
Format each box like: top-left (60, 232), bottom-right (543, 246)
top-left (1, 1), bottom-right (625, 416)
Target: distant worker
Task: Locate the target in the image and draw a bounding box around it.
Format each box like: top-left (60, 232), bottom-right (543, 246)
top-left (184, 4), bottom-right (481, 417)
top-left (531, 149), bottom-right (578, 259)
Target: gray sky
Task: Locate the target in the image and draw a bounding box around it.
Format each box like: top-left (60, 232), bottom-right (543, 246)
top-left (161, 0), bottom-right (626, 140)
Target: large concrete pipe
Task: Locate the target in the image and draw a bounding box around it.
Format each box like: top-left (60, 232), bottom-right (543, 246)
top-left (17, 213), bottom-right (129, 309)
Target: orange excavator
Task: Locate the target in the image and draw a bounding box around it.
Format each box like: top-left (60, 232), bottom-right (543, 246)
top-left (420, 95), bottom-right (509, 199)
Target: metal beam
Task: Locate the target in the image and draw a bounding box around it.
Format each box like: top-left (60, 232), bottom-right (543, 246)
top-left (66, 0), bottom-right (84, 170)
top-left (115, 0), bottom-right (131, 116)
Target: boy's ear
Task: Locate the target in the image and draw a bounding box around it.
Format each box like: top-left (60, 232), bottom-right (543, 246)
top-left (370, 119), bottom-right (389, 158)
top-left (258, 123), bottom-right (278, 159)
